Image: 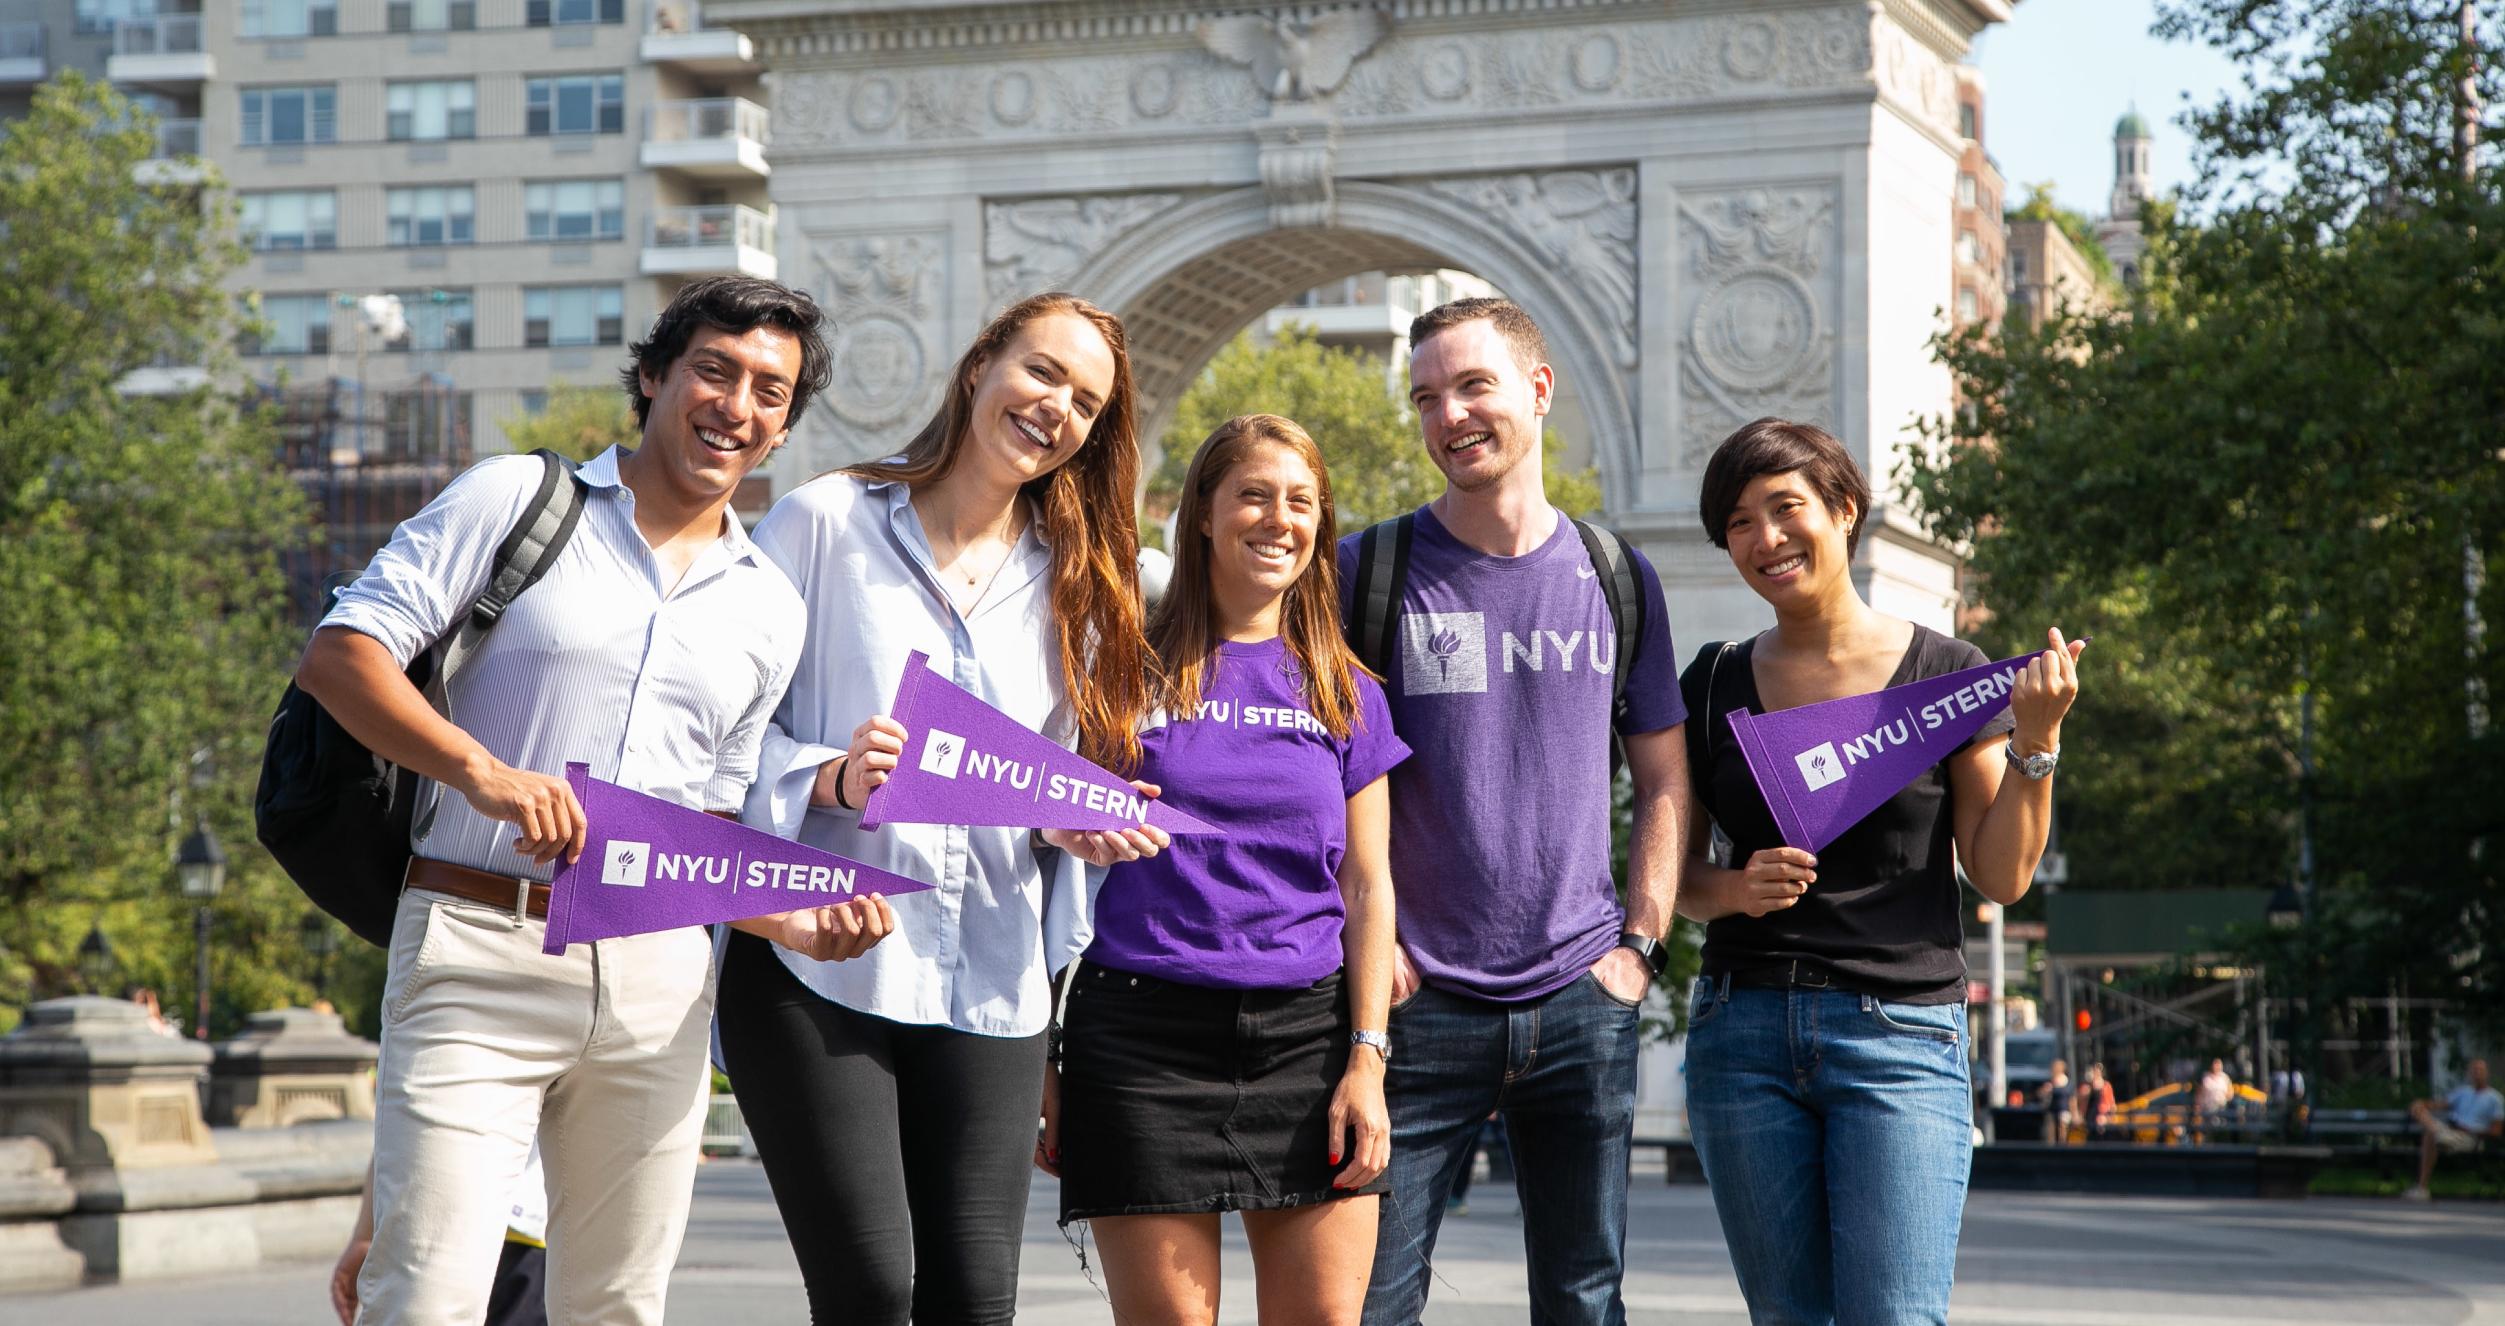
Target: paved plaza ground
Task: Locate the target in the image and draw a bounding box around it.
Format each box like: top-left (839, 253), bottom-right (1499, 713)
top-left (8, 1159), bottom-right (2501, 1325)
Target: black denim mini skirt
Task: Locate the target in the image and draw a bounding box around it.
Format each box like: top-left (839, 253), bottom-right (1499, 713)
top-left (1056, 959), bottom-right (1389, 1223)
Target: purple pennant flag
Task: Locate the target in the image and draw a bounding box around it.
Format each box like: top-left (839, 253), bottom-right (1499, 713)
top-left (1728, 650), bottom-right (2042, 853)
top-left (860, 651), bottom-right (1220, 836)
top-left (542, 763), bottom-right (935, 955)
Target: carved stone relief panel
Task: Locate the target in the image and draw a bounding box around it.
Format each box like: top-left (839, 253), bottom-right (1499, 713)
top-left (770, 10), bottom-right (1873, 151)
top-left (1674, 184), bottom-right (1842, 469)
top-left (801, 229), bottom-right (950, 463)
top-left (1424, 168), bottom-right (1638, 369)
top-left (1870, 17), bottom-right (1960, 139)
top-left (982, 193), bottom-right (1187, 303)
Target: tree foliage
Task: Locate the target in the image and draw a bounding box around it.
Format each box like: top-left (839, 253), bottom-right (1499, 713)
top-left (1151, 325), bottom-right (1604, 540)
top-left (0, 74), bottom-right (348, 1035)
top-left (498, 380), bottom-right (640, 463)
top-left (1906, 2), bottom-right (2503, 1040)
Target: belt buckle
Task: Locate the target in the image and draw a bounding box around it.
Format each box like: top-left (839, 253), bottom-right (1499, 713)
top-left (1790, 960), bottom-right (1830, 989)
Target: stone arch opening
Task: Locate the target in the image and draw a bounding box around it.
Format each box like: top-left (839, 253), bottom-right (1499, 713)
top-left (1061, 183), bottom-right (1639, 511)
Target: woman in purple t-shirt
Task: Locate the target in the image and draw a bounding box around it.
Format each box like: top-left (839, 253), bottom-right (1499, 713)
top-left (1046, 414), bottom-right (1406, 1325)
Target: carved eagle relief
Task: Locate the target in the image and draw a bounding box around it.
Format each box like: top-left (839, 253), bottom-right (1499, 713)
top-left (1195, 8), bottom-right (1391, 102)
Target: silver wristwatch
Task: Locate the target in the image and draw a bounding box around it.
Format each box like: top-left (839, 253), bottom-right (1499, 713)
top-left (1351, 1030), bottom-right (1391, 1064)
top-left (2005, 741), bottom-right (2060, 780)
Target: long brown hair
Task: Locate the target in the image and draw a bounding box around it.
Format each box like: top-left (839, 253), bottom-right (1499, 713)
top-left (844, 293), bottom-right (1149, 772)
top-left (1149, 414), bottom-right (1371, 741)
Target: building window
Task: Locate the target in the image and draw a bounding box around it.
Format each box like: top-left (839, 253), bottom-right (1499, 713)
top-left (524, 285), bottom-right (624, 347)
top-left (75, 0), bottom-right (155, 35)
top-left (1957, 173), bottom-right (1977, 207)
top-left (239, 190), bottom-right (337, 251)
top-left (388, 0), bottom-right (477, 31)
top-left (526, 75), bottom-right (625, 136)
top-left (384, 289), bottom-right (475, 352)
top-left (241, 0), bottom-right (338, 37)
top-left (247, 294), bottom-right (332, 356)
top-left (1956, 229), bottom-right (1980, 265)
top-left (1956, 286), bottom-right (1979, 322)
top-left (386, 185), bottom-right (476, 247)
top-left (241, 86), bottom-right (337, 146)
top-left (2012, 249), bottom-right (2029, 281)
top-left (387, 81), bottom-right (476, 141)
top-left (1958, 103), bottom-right (1977, 140)
top-left (524, 179), bottom-right (625, 242)
top-left (519, 389), bottom-right (549, 416)
top-left (526, 0), bottom-right (625, 24)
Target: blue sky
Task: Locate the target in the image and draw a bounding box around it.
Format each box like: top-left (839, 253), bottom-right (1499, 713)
top-left (1971, 0), bottom-right (2246, 217)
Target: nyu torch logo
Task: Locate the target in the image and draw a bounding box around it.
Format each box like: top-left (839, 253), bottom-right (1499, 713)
top-left (918, 728), bottom-right (968, 780)
top-left (1793, 742), bottom-right (1845, 792)
top-left (1401, 612), bottom-right (1487, 696)
top-left (601, 839), bottom-right (652, 888)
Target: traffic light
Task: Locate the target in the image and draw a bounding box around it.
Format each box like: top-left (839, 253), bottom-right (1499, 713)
top-left (2074, 1008), bottom-right (2092, 1032)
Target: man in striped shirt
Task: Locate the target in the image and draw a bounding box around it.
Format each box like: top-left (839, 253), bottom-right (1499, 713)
top-left (298, 276), bottom-right (893, 1325)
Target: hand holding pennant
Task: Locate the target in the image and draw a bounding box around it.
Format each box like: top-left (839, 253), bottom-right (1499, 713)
top-left (1727, 641), bottom-right (2080, 854)
top-left (541, 763), bottom-right (935, 954)
top-left (859, 651), bottom-right (1220, 836)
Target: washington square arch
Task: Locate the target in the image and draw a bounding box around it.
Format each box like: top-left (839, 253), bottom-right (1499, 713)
top-left (712, 0), bottom-right (2011, 647)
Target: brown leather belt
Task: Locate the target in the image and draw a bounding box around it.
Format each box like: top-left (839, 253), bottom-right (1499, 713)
top-left (404, 811), bottom-right (737, 921)
top-left (407, 858), bottom-right (551, 918)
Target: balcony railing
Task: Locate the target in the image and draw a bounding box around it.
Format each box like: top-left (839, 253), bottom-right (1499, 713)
top-left (153, 118), bottom-right (203, 159)
top-left (0, 20), bottom-right (45, 60)
top-left (647, 204), bottom-right (773, 254)
top-left (116, 14), bottom-right (206, 57)
top-left (647, 97), bottom-right (768, 145)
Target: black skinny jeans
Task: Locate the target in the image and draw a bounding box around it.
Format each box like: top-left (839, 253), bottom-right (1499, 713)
top-left (718, 929), bottom-right (1048, 1325)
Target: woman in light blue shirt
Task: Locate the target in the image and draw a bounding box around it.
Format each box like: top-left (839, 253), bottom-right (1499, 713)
top-left (718, 292), bottom-right (1165, 1325)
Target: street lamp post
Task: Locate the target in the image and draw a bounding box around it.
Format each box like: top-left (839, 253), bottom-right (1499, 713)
top-left (76, 921), bottom-right (119, 996)
top-left (299, 910), bottom-right (340, 1001)
top-left (176, 820), bottom-right (226, 1039)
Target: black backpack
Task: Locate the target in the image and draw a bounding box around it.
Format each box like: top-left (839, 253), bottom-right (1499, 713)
top-left (253, 450), bottom-right (588, 946)
top-left (1347, 511), bottom-right (1646, 772)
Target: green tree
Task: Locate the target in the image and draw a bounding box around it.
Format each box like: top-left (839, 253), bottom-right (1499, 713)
top-left (0, 74), bottom-right (332, 1035)
top-left (499, 380), bottom-right (640, 463)
top-left (1904, 1), bottom-right (2503, 1041)
top-left (1151, 325), bottom-right (1605, 538)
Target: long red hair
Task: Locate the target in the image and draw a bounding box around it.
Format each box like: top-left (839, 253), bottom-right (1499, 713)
top-left (1148, 414), bottom-right (1372, 741)
top-left (844, 293), bottom-right (1150, 772)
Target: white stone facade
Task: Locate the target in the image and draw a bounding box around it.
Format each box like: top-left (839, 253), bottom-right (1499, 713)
top-left (720, 0), bottom-right (2010, 646)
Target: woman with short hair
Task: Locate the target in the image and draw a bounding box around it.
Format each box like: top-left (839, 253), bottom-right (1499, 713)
top-left (1677, 417), bottom-right (2084, 1325)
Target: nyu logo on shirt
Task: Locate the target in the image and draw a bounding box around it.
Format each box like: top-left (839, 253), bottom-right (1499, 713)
top-left (601, 839), bottom-right (652, 888)
top-left (1402, 612), bottom-right (1488, 695)
top-left (1793, 743), bottom-right (1845, 791)
top-left (918, 728), bottom-right (968, 779)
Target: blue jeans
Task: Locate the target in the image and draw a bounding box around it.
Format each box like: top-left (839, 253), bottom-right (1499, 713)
top-left (1362, 972), bottom-right (1640, 1326)
top-left (1685, 978), bottom-right (1972, 1326)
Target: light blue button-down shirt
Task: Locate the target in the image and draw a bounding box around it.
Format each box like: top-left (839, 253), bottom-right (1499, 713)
top-left (743, 473), bottom-right (1098, 1038)
top-left (322, 447), bottom-right (804, 881)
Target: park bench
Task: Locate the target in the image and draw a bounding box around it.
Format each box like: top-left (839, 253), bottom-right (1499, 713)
top-left (2306, 1107), bottom-right (2496, 1184)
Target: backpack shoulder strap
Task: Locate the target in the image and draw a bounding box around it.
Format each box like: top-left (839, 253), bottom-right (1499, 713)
top-left (1351, 513), bottom-right (1415, 681)
top-left (435, 449), bottom-right (588, 692)
top-left (1570, 517), bottom-right (1643, 722)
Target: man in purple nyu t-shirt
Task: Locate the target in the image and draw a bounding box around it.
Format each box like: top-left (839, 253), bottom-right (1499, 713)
top-left (1339, 299), bottom-right (1690, 1326)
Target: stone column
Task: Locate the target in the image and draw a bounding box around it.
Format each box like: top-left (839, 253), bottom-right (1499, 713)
top-left (207, 1008), bottom-right (378, 1128)
top-left (0, 996), bottom-right (217, 1172)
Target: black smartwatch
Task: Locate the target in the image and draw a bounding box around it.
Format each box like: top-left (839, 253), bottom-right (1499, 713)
top-left (1616, 932), bottom-right (1670, 978)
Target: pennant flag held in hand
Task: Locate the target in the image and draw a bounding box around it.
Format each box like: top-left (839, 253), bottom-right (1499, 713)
top-left (1728, 649), bottom-right (2044, 853)
top-left (542, 763), bottom-right (936, 954)
top-left (861, 651), bottom-right (1220, 836)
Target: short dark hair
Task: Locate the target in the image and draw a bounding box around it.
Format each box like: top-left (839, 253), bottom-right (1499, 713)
top-left (621, 276), bottom-right (834, 431)
top-left (1408, 297), bottom-right (1549, 376)
top-left (1698, 417), bottom-right (1871, 556)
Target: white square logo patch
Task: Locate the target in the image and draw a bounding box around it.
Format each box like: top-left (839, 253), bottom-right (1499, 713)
top-left (601, 839), bottom-right (652, 888)
top-left (1401, 612), bottom-right (1488, 696)
top-left (918, 728), bottom-right (968, 779)
top-left (1794, 742), bottom-right (1845, 792)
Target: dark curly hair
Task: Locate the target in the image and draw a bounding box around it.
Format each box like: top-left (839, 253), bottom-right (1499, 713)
top-left (621, 276), bottom-right (834, 431)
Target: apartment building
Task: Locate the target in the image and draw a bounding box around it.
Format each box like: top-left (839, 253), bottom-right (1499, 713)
top-left (1949, 66), bottom-right (2007, 334)
top-left (2, 0), bottom-right (771, 454)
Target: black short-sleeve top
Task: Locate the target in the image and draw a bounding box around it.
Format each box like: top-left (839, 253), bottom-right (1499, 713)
top-left (1678, 625), bottom-right (2016, 1003)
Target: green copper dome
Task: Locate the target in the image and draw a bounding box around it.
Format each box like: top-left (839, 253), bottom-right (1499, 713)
top-left (2116, 108), bottom-right (2152, 139)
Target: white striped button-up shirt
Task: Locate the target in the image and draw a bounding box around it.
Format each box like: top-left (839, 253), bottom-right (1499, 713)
top-left (323, 447), bottom-right (804, 882)
top-left (744, 473), bottom-right (1097, 1039)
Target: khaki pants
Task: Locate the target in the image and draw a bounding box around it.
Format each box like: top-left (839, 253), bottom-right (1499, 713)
top-left (357, 888), bottom-right (716, 1326)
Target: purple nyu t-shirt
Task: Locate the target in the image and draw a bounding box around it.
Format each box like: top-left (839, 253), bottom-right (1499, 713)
top-left (1337, 506), bottom-right (1685, 1001)
top-left (1087, 637), bottom-right (1411, 989)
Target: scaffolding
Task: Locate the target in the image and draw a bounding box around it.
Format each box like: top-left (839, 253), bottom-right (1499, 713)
top-left (272, 374), bottom-right (473, 622)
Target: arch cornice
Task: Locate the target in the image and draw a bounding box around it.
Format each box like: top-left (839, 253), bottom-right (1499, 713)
top-left (1067, 180), bottom-right (1641, 513)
